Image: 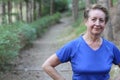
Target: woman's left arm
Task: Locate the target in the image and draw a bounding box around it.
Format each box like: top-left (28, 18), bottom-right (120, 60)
top-left (118, 63), bottom-right (120, 67)
top-left (115, 64), bottom-right (120, 80)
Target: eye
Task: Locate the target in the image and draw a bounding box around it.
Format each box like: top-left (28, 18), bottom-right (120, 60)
top-left (99, 19), bottom-right (105, 23)
top-left (91, 18), bottom-right (96, 21)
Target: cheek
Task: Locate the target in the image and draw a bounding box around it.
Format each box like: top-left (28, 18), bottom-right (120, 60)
top-left (101, 24), bottom-right (106, 29)
top-left (85, 20), bottom-right (92, 26)
top-left (85, 22), bottom-right (94, 29)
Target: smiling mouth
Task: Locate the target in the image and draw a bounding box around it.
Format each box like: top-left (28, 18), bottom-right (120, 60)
top-left (93, 28), bottom-right (102, 32)
top-left (94, 28), bottom-right (100, 30)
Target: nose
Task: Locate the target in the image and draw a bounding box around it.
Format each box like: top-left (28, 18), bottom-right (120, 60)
top-left (95, 20), bottom-right (100, 26)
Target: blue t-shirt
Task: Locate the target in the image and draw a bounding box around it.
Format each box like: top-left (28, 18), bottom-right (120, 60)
top-left (56, 36), bottom-right (120, 80)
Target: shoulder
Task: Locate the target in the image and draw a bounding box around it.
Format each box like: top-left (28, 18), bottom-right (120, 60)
top-left (65, 36), bottom-right (83, 48)
top-left (103, 38), bottom-right (115, 47)
top-left (103, 38), bottom-right (119, 51)
top-left (57, 35), bottom-right (83, 53)
top-left (56, 36), bottom-right (83, 62)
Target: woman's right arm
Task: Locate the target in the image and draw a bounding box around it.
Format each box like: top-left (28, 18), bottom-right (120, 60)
top-left (42, 54), bottom-right (66, 80)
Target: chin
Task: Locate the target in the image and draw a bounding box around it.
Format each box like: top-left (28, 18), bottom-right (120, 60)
top-left (92, 32), bottom-right (101, 35)
top-left (93, 31), bottom-right (102, 34)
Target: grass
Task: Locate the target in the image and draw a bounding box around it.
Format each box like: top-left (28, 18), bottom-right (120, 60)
top-left (74, 23), bottom-right (86, 36)
top-left (113, 0), bottom-right (118, 5)
top-left (71, 10), bottom-right (86, 36)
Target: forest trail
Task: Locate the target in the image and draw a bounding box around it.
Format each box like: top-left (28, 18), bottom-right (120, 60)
top-left (1, 9), bottom-right (120, 80)
top-left (1, 16), bottom-right (75, 80)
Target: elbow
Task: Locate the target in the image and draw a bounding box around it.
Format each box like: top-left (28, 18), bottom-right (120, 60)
top-left (42, 63), bottom-right (47, 71)
top-left (41, 63), bottom-right (51, 72)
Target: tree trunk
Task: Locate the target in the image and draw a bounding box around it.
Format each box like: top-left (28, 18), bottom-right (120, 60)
top-left (50, 0), bottom-right (54, 15)
top-left (26, 1), bottom-right (29, 22)
top-left (33, 0), bottom-right (37, 20)
top-left (85, 0), bottom-right (92, 7)
top-left (112, 0), bottom-right (120, 44)
top-left (72, 0), bottom-right (79, 21)
top-left (8, 0), bottom-right (12, 23)
top-left (2, 1), bottom-right (6, 24)
top-left (109, 0), bottom-right (113, 7)
top-left (20, 2), bottom-right (23, 20)
top-left (19, 1), bottom-right (23, 21)
top-left (97, 0), bottom-right (113, 41)
top-left (29, 1), bottom-right (33, 22)
top-left (38, 0), bottom-right (42, 18)
top-left (97, 0), bottom-right (109, 8)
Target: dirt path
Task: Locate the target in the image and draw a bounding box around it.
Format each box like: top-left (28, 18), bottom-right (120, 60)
top-left (1, 16), bottom-right (75, 80)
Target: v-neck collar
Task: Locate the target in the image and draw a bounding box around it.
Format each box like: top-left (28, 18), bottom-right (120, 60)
top-left (81, 36), bottom-right (104, 52)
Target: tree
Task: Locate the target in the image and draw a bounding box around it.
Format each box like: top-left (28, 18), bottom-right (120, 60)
top-left (29, 0), bottom-right (33, 22)
top-left (38, 0), bottom-right (42, 18)
top-left (8, 0), bottom-right (12, 23)
top-left (112, 0), bottom-right (120, 44)
top-left (33, 0), bottom-right (37, 20)
top-left (72, 0), bottom-right (79, 21)
top-left (97, 0), bottom-right (113, 41)
top-left (50, 0), bottom-right (54, 15)
top-left (2, 1), bottom-right (6, 24)
top-left (109, 0), bottom-right (113, 7)
top-left (85, 0), bottom-right (92, 7)
top-left (18, 1), bottom-right (23, 21)
top-left (25, 0), bottom-right (32, 23)
top-left (91, 0), bottom-right (97, 4)
top-left (0, 0), bottom-right (69, 24)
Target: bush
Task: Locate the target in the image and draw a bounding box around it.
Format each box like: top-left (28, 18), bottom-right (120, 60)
top-left (15, 22), bottom-right (37, 47)
top-left (41, 0), bottom-right (68, 16)
top-left (55, 0), bottom-right (68, 12)
top-left (0, 26), bottom-right (21, 71)
top-left (31, 12), bottom-right (61, 37)
top-left (0, 12), bottom-right (61, 71)
top-left (0, 22), bottom-right (37, 71)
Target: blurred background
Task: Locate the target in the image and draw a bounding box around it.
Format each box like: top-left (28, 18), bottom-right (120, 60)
top-left (0, 0), bottom-right (120, 80)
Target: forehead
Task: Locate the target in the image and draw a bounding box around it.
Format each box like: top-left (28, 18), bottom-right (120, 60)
top-left (88, 9), bottom-right (105, 19)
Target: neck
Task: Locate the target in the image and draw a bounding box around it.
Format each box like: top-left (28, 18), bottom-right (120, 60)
top-left (83, 33), bottom-right (101, 42)
top-left (82, 33), bottom-right (102, 50)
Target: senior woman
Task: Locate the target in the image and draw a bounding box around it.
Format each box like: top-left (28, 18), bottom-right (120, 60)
top-left (42, 4), bottom-right (120, 80)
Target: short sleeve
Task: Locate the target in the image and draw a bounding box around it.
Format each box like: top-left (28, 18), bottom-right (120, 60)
top-left (113, 45), bottom-right (120, 65)
top-left (56, 42), bottom-right (73, 63)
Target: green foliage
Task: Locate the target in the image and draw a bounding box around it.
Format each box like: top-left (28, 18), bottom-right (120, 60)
top-left (0, 22), bottom-right (36, 71)
top-left (41, 0), bottom-right (68, 16)
top-left (91, 0), bottom-right (97, 4)
top-left (42, 6), bottom-right (50, 16)
top-left (13, 22), bottom-right (37, 47)
top-left (72, 10), bottom-right (84, 27)
top-left (1, 22), bottom-right (37, 48)
top-left (113, 0), bottom-right (118, 5)
top-left (54, 0), bottom-right (68, 12)
top-left (31, 12), bottom-right (61, 37)
top-left (38, 0), bottom-right (68, 16)
top-left (0, 0), bottom-right (23, 3)
top-left (74, 23), bottom-right (86, 36)
top-left (0, 12), bottom-right (61, 71)
top-left (72, 10), bottom-right (86, 36)
top-left (0, 26), bottom-right (21, 71)
top-left (79, 0), bottom-right (85, 9)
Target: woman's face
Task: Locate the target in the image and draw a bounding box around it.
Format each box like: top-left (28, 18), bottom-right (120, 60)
top-left (85, 9), bottom-right (106, 35)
